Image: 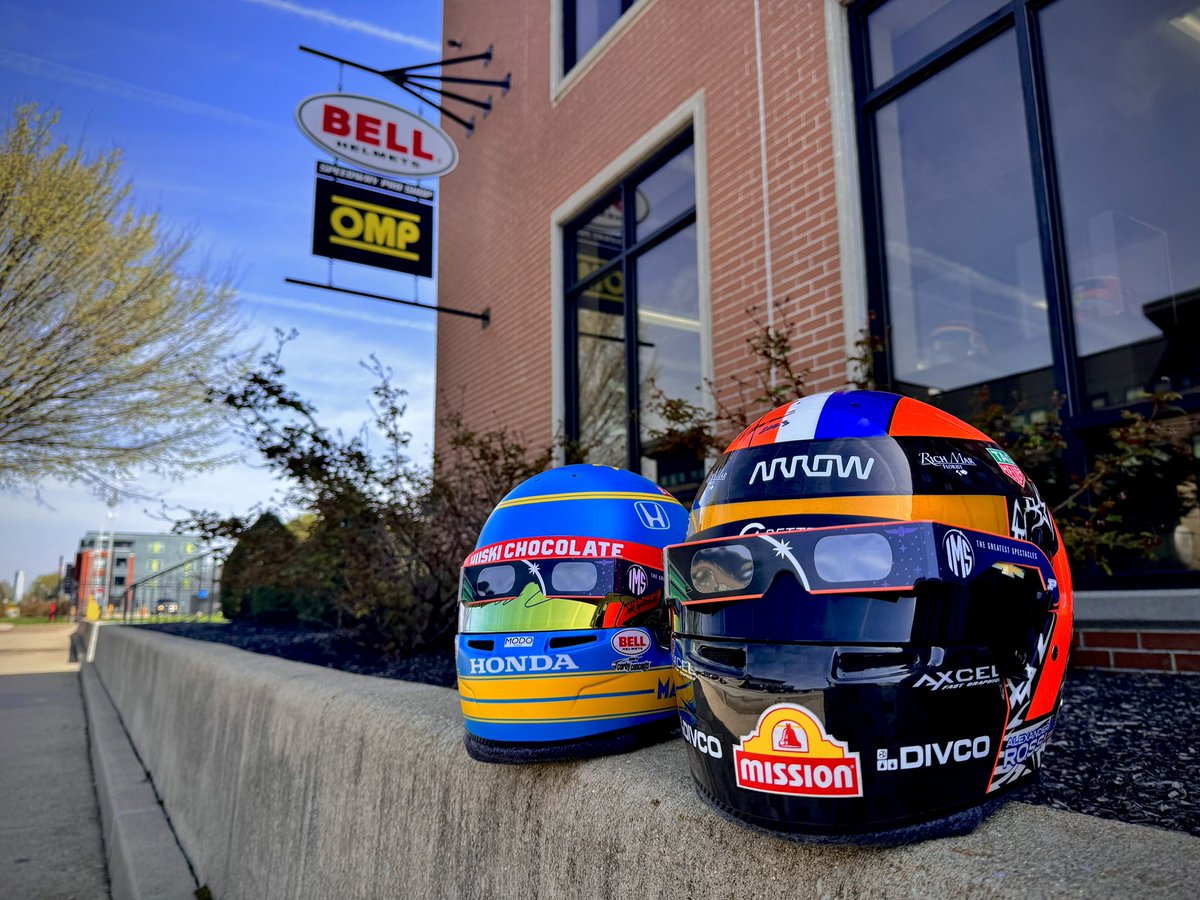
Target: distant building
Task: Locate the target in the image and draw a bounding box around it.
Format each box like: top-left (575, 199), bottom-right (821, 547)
top-left (71, 531), bottom-right (212, 613)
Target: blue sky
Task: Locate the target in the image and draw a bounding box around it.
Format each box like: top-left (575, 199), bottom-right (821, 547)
top-left (0, 0), bottom-right (449, 586)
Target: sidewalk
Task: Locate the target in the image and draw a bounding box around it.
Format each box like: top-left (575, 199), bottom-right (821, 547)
top-left (0, 623), bottom-right (110, 899)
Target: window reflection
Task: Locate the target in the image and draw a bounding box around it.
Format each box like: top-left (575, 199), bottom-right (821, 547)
top-left (576, 304), bottom-right (627, 467)
top-left (636, 225), bottom-right (703, 483)
top-left (1042, 0), bottom-right (1200, 409)
top-left (636, 145), bottom-right (695, 239)
top-left (868, 0), bottom-right (1005, 86)
top-left (566, 0), bottom-right (634, 72)
top-left (877, 32), bottom-right (1053, 418)
top-left (570, 192), bottom-right (622, 284)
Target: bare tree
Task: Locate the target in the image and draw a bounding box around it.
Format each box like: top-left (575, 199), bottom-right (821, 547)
top-left (0, 103), bottom-right (248, 490)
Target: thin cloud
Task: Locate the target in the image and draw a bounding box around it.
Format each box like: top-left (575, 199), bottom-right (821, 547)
top-left (241, 290), bottom-right (438, 332)
top-left (242, 0), bottom-right (440, 53)
top-left (0, 48), bottom-right (279, 132)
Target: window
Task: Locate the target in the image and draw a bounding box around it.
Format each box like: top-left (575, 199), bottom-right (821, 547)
top-left (564, 132), bottom-right (703, 491)
top-left (563, 0), bottom-right (639, 74)
top-left (150, 560), bottom-right (160, 573)
top-left (852, 0), bottom-right (1200, 584)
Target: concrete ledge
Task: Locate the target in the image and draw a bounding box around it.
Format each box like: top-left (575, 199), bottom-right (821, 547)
top-left (1075, 589), bottom-right (1200, 625)
top-left (89, 625), bottom-right (1200, 899)
top-left (81, 660), bottom-right (197, 900)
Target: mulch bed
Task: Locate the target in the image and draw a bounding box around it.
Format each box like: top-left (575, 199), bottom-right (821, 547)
top-left (141, 622), bottom-right (1200, 838)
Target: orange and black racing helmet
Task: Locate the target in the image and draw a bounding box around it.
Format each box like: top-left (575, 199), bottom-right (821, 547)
top-left (668, 390), bottom-right (1072, 843)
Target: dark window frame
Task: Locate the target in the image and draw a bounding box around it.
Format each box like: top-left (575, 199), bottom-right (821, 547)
top-left (563, 0), bottom-right (640, 74)
top-left (564, 129), bottom-right (698, 472)
top-left (849, 0), bottom-right (1200, 587)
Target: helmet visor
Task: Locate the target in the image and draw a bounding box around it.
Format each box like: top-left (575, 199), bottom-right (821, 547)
top-left (668, 522), bottom-right (1059, 647)
top-left (459, 558), bottom-right (665, 634)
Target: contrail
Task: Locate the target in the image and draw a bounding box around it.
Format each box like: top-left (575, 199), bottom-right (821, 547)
top-left (242, 0), bottom-right (440, 52)
top-left (0, 48), bottom-right (279, 132)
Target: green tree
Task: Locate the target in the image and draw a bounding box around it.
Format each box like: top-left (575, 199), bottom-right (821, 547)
top-left (20, 571), bottom-right (60, 602)
top-left (0, 103), bottom-right (247, 490)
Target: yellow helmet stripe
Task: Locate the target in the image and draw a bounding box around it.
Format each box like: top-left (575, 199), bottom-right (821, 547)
top-left (496, 491), bottom-right (684, 509)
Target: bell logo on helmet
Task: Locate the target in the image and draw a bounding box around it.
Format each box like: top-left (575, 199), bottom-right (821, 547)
top-left (942, 529), bottom-right (975, 578)
top-left (612, 628), bottom-right (651, 657)
top-left (733, 704), bottom-right (862, 798)
top-left (634, 501), bottom-right (672, 530)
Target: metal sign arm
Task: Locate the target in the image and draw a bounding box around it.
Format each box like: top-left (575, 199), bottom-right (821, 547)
top-left (383, 47), bottom-right (493, 73)
top-left (390, 82), bottom-right (475, 132)
top-left (285, 278), bottom-right (490, 327)
top-left (406, 73), bottom-right (512, 92)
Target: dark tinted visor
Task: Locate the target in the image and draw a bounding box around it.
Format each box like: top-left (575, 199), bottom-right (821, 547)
top-left (669, 522), bottom-right (1057, 646)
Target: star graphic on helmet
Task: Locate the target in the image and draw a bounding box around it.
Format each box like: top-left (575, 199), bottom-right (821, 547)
top-left (525, 561), bottom-right (541, 574)
top-left (772, 540), bottom-right (792, 558)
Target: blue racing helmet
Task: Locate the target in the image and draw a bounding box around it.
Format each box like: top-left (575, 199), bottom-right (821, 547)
top-left (456, 464), bottom-right (688, 762)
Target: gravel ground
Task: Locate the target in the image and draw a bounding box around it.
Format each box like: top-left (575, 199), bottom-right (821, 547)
top-left (142, 623), bottom-right (1200, 838)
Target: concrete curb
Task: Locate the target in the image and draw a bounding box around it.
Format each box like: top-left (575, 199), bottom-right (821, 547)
top-left (81, 658), bottom-right (198, 900)
top-left (89, 625), bottom-right (1200, 899)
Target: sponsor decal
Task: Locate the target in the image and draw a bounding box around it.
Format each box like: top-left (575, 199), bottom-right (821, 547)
top-left (656, 678), bottom-right (677, 700)
top-left (942, 529), bottom-right (975, 578)
top-left (918, 451), bottom-right (977, 474)
top-left (987, 447), bottom-right (1026, 487)
top-left (914, 665), bottom-right (1000, 691)
top-left (997, 716), bottom-right (1056, 773)
top-left (634, 501), bottom-right (672, 530)
top-left (681, 719), bottom-right (724, 758)
top-left (875, 736), bottom-right (991, 771)
top-left (295, 93), bottom-right (457, 177)
top-left (627, 565), bottom-right (648, 595)
top-left (738, 521), bottom-right (812, 535)
top-left (467, 654), bottom-right (579, 674)
top-left (612, 628), bottom-right (652, 657)
top-left (312, 178), bottom-right (433, 277)
top-left (749, 454), bottom-right (875, 485)
top-left (503, 635), bottom-right (534, 648)
top-left (732, 704), bottom-right (862, 798)
top-left (465, 537), bottom-right (626, 566)
top-left (1010, 492), bottom-right (1052, 544)
top-left (611, 656), bottom-right (651, 672)
top-left (315, 161), bottom-right (435, 200)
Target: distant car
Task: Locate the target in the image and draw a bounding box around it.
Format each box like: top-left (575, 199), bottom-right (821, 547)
top-left (155, 600), bottom-right (179, 615)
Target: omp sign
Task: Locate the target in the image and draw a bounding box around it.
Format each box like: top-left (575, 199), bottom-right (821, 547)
top-left (330, 194), bottom-right (420, 260)
top-left (296, 94), bottom-right (458, 178)
top-left (733, 704), bottom-right (862, 798)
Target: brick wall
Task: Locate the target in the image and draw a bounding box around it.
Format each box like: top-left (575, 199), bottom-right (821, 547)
top-left (1070, 628), bottom-right (1200, 673)
top-left (436, 0), bottom-right (846, 455)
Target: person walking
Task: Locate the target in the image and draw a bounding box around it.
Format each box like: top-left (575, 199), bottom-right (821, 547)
top-left (48, 599), bottom-right (57, 622)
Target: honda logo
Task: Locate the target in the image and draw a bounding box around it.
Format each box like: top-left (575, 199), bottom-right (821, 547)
top-left (634, 501), bottom-right (671, 530)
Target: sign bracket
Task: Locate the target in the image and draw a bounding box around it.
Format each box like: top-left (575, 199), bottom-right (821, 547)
top-left (298, 44), bottom-right (511, 135)
top-left (285, 278), bottom-right (490, 327)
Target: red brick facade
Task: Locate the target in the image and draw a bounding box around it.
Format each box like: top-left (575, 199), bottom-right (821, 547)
top-left (436, 0), bottom-right (850, 455)
top-left (1071, 629), bottom-right (1200, 674)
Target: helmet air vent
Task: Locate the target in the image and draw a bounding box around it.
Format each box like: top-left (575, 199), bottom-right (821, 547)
top-left (548, 634), bottom-right (597, 649)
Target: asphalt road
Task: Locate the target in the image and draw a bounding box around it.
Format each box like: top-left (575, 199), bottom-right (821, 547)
top-left (0, 623), bottom-right (109, 899)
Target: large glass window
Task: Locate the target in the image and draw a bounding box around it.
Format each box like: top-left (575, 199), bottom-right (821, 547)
top-left (876, 31), bottom-right (1052, 416)
top-left (565, 133), bottom-right (703, 491)
top-left (563, 0), bottom-right (639, 74)
top-left (853, 0), bottom-right (1200, 585)
top-left (1040, 0), bottom-right (1200, 410)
